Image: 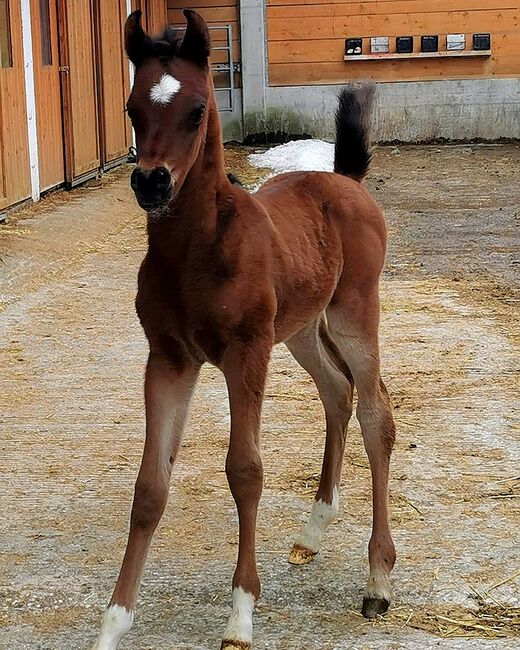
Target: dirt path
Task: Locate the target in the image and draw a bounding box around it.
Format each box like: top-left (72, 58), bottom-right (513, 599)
top-left (1, 145), bottom-right (519, 649)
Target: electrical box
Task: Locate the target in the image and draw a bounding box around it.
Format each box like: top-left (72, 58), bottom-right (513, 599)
top-left (473, 33), bottom-right (491, 50)
top-left (396, 36), bottom-right (413, 54)
top-left (345, 38), bottom-right (362, 55)
top-left (421, 35), bottom-right (438, 52)
top-left (370, 36), bottom-right (389, 54)
top-left (447, 34), bottom-right (465, 51)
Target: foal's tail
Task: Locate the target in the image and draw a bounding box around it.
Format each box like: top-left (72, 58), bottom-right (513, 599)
top-left (334, 83), bottom-right (375, 182)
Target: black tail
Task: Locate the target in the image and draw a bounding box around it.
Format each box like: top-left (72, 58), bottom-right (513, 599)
top-left (334, 83), bottom-right (375, 182)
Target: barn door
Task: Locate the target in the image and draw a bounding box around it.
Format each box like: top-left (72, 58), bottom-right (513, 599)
top-left (0, 0), bottom-right (31, 210)
top-left (31, 0), bottom-right (65, 191)
top-left (95, 0), bottom-right (132, 168)
top-left (135, 0), bottom-right (167, 34)
top-left (57, 0), bottom-right (100, 185)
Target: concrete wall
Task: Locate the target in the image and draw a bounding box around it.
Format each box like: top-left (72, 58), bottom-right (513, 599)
top-left (217, 88), bottom-right (244, 142)
top-left (262, 78), bottom-right (520, 142)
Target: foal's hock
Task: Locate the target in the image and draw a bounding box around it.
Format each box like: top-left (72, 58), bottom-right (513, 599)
top-left (92, 10), bottom-right (396, 650)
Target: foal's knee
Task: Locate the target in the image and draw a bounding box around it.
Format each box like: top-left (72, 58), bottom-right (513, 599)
top-left (131, 478), bottom-right (168, 530)
top-left (226, 451), bottom-right (263, 505)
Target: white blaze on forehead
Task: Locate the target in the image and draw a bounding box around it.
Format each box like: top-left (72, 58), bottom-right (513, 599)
top-left (149, 73), bottom-right (181, 105)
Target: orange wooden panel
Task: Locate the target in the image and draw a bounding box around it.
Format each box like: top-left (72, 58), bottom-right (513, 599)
top-left (267, 9), bottom-right (519, 41)
top-left (268, 0), bottom-right (517, 16)
top-left (269, 31), bottom-right (520, 63)
top-left (268, 54), bottom-right (520, 85)
top-left (268, 0), bottom-right (516, 7)
top-left (168, 6), bottom-right (237, 23)
top-left (172, 0), bottom-right (236, 7)
top-left (30, 0), bottom-right (65, 191)
top-left (98, 0), bottom-right (132, 164)
top-left (0, 0), bottom-right (30, 208)
top-left (59, 0), bottom-right (100, 180)
top-left (266, 0), bottom-right (520, 84)
top-left (148, 0), bottom-right (168, 33)
top-left (121, 3), bottom-right (133, 147)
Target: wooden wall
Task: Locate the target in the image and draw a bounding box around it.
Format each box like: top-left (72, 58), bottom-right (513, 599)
top-left (97, 0), bottom-right (133, 164)
top-left (136, 0), bottom-right (168, 33)
top-left (167, 0), bottom-right (240, 69)
top-left (0, 0), bottom-right (30, 210)
top-left (267, 0), bottom-right (520, 86)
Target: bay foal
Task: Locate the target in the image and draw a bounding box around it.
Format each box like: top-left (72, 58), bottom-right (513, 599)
top-left (92, 10), bottom-right (396, 649)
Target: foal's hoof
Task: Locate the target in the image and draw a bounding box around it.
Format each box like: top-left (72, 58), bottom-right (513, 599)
top-left (361, 596), bottom-right (390, 619)
top-left (288, 544), bottom-right (316, 565)
top-left (220, 641), bottom-right (251, 650)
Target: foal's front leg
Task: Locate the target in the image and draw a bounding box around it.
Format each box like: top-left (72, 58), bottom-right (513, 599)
top-left (92, 353), bottom-right (199, 650)
top-left (220, 335), bottom-right (272, 650)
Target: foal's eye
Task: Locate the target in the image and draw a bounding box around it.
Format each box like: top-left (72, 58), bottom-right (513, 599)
top-left (190, 105), bottom-right (206, 127)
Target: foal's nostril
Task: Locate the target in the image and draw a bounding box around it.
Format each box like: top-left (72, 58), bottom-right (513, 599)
top-left (130, 167), bottom-right (145, 192)
top-left (151, 166), bottom-right (171, 189)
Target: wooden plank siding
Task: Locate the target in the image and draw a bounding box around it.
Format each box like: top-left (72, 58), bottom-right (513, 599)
top-left (0, 0), bottom-right (31, 210)
top-left (167, 1), bottom-right (241, 72)
top-left (97, 0), bottom-right (133, 165)
top-left (31, 0), bottom-right (65, 191)
top-left (266, 0), bottom-right (520, 85)
top-left (59, 0), bottom-right (101, 181)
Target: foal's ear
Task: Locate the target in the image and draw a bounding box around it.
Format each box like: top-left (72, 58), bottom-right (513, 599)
top-left (180, 9), bottom-right (210, 66)
top-left (125, 10), bottom-right (151, 67)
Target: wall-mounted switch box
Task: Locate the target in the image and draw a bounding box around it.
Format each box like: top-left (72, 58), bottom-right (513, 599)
top-left (473, 33), bottom-right (491, 50)
top-left (421, 35), bottom-right (438, 52)
top-left (396, 36), bottom-right (413, 53)
top-left (371, 36), bottom-right (389, 53)
top-left (345, 38), bottom-right (362, 55)
top-left (447, 33), bottom-right (465, 51)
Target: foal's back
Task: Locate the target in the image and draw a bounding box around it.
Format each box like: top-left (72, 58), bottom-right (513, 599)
top-left (253, 169), bottom-right (387, 341)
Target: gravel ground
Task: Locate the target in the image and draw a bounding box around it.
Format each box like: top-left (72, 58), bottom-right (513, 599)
top-left (0, 144), bottom-right (519, 649)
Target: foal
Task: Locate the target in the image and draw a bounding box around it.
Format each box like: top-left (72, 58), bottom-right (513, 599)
top-left (92, 10), bottom-right (396, 649)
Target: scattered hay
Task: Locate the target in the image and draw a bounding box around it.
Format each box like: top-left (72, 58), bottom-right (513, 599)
top-left (9, 606), bottom-right (88, 634)
top-left (378, 603), bottom-right (520, 639)
top-left (224, 145), bottom-right (271, 189)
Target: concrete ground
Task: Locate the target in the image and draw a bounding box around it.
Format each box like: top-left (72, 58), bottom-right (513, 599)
top-left (0, 144), bottom-right (519, 649)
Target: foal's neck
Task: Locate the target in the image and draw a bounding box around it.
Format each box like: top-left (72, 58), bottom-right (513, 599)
top-left (147, 95), bottom-right (230, 253)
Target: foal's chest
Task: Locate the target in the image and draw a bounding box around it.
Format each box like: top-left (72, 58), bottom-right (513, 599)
top-left (135, 255), bottom-right (236, 366)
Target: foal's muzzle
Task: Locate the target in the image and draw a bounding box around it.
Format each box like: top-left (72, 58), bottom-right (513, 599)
top-left (130, 166), bottom-right (173, 212)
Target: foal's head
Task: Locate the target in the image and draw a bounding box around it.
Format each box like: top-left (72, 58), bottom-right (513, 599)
top-left (125, 10), bottom-right (211, 212)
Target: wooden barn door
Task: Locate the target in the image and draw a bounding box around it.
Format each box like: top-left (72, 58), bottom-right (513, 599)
top-left (0, 0), bottom-right (31, 210)
top-left (58, 0), bottom-right (101, 185)
top-left (135, 0), bottom-right (167, 34)
top-left (95, 0), bottom-right (132, 168)
top-left (31, 0), bottom-right (65, 191)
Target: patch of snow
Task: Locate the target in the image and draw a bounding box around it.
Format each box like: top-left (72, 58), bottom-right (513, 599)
top-left (248, 139), bottom-right (334, 174)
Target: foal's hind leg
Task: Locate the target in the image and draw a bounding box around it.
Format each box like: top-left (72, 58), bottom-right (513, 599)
top-left (285, 318), bottom-right (353, 565)
top-left (327, 299), bottom-right (396, 618)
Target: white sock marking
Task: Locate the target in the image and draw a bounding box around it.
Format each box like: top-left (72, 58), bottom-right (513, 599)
top-left (223, 587), bottom-right (255, 644)
top-left (295, 485), bottom-right (339, 553)
top-left (91, 605), bottom-right (133, 650)
top-left (364, 570), bottom-right (392, 602)
top-left (149, 73), bottom-right (181, 105)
